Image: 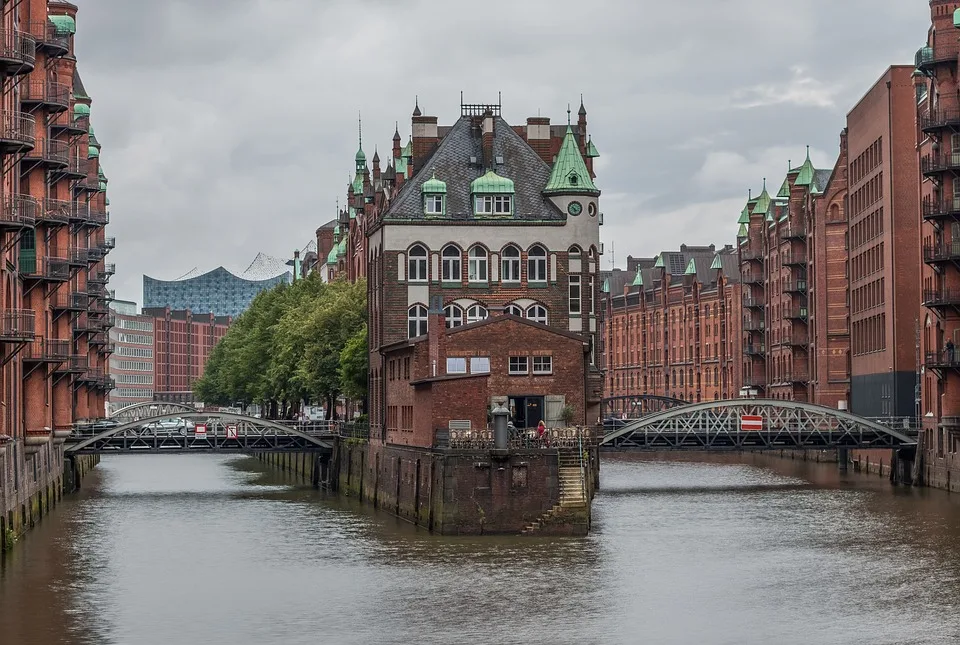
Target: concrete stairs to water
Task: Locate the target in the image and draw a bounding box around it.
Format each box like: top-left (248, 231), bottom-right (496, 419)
top-left (522, 450), bottom-right (587, 535)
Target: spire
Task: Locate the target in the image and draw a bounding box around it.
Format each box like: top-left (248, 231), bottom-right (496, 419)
top-left (372, 147), bottom-right (380, 164)
top-left (393, 122), bottom-right (401, 141)
top-left (413, 96), bottom-right (421, 117)
top-left (355, 113), bottom-right (366, 165)
top-left (544, 125), bottom-right (599, 195)
top-left (795, 145), bottom-right (816, 186)
top-left (579, 95), bottom-right (587, 116)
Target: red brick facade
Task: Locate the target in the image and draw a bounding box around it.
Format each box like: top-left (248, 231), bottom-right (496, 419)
top-left (144, 308), bottom-right (231, 404)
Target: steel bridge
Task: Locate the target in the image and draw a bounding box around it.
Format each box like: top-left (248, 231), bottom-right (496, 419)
top-left (601, 394), bottom-right (688, 420)
top-left (108, 401), bottom-right (200, 423)
top-left (600, 399), bottom-right (918, 451)
top-left (66, 412), bottom-right (335, 456)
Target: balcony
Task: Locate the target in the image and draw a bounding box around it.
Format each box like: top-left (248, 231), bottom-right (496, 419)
top-left (779, 224), bottom-right (807, 241)
top-left (28, 21), bottom-right (70, 57)
top-left (88, 300), bottom-right (108, 316)
top-left (923, 289), bottom-right (960, 308)
top-left (922, 152), bottom-right (960, 176)
top-left (740, 247), bottom-right (763, 262)
top-left (785, 280), bottom-right (808, 294)
top-left (59, 154), bottom-right (86, 180)
top-left (23, 138), bottom-right (69, 169)
top-left (743, 374), bottom-right (767, 388)
top-left (744, 344), bottom-right (766, 357)
top-left (52, 291), bottom-right (89, 312)
top-left (50, 110), bottom-right (87, 135)
top-left (923, 197), bottom-right (960, 222)
top-left (742, 297), bottom-right (764, 309)
top-left (0, 309), bottom-right (35, 342)
top-left (78, 369), bottom-right (104, 385)
top-left (916, 44), bottom-right (958, 73)
top-left (19, 253), bottom-right (70, 282)
top-left (786, 306), bottom-right (809, 321)
top-left (0, 29), bottom-right (36, 76)
top-left (786, 369), bottom-right (810, 383)
top-left (86, 245), bottom-right (105, 262)
top-left (89, 332), bottom-right (108, 346)
top-left (923, 241), bottom-right (960, 264)
top-left (20, 80), bottom-right (70, 112)
top-left (920, 110), bottom-right (960, 134)
top-left (783, 253), bottom-right (807, 267)
top-left (54, 355), bottom-right (88, 374)
top-left (742, 272), bottom-right (763, 285)
top-left (101, 376), bottom-right (116, 391)
top-left (786, 332), bottom-right (809, 347)
top-left (85, 207), bottom-right (108, 226)
top-left (925, 351), bottom-right (960, 371)
top-left (24, 337), bottom-right (70, 362)
top-left (0, 195), bottom-right (38, 230)
top-left (39, 198), bottom-right (72, 226)
top-left (103, 342), bottom-right (116, 355)
top-left (743, 318), bottom-right (765, 332)
top-left (0, 110), bottom-right (35, 152)
top-left (99, 237), bottom-right (116, 252)
top-left (68, 247), bottom-right (89, 267)
top-left (75, 172), bottom-right (100, 193)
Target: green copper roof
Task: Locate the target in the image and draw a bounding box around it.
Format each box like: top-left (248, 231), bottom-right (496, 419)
top-left (738, 223), bottom-right (748, 238)
top-left (795, 147), bottom-right (815, 186)
top-left (327, 245), bottom-right (338, 264)
top-left (49, 15), bottom-right (76, 35)
top-left (544, 126), bottom-right (599, 195)
top-left (395, 155), bottom-right (407, 177)
top-left (337, 237), bottom-right (347, 257)
top-left (402, 141), bottom-right (412, 158)
top-left (333, 224), bottom-right (340, 236)
top-left (471, 170), bottom-right (514, 194)
top-left (632, 271), bottom-right (643, 287)
top-left (98, 181), bottom-right (107, 192)
top-left (710, 254), bottom-right (722, 270)
top-left (585, 137), bottom-right (599, 158)
top-left (98, 168), bottom-right (107, 182)
top-left (88, 145), bottom-right (99, 158)
top-left (752, 181), bottom-right (771, 216)
top-left (74, 103), bottom-right (90, 117)
top-left (601, 278), bottom-right (610, 293)
top-left (355, 147), bottom-right (366, 163)
top-left (349, 206), bottom-right (356, 220)
top-left (653, 254), bottom-right (664, 269)
top-left (421, 174), bottom-right (447, 194)
top-left (737, 203), bottom-right (751, 225)
top-left (777, 175), bottom-right (791, 198)
top-left (684, 258), bottom-right (697, 276)
top-left (351, 172), bottom-right (363, 195)
top-left (105, 197), bottom-right (110, 206)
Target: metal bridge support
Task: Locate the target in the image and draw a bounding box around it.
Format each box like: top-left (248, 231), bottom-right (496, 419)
top-left (890, 447), bottom-right (916, 486)
top-left (838, 448), bottom-right (849, 473)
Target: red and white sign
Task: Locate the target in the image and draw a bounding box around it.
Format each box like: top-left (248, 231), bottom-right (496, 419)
top-left (740, 415), bottom-right (763, 432)
top-left (226, 424), bottom-right (238, 439)
top-left (195, 423), bottom-right (207, 438)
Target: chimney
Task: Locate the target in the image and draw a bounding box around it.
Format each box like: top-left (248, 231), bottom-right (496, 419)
top-left (526, 116), bottom-right (551, 164)
top-left (412, 100), bottom-right (438, 175)
top-left (481, 109), bottom-right (495, 169)
top-left (427, 295), bottom-right (446, 377)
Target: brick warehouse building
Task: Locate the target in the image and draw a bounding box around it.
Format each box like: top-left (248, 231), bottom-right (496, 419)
top-left (1, 2), bottom-right (114, 537)
top-left (600, 245), bottom-right (742, 411)
top-left (917, 1), bottom-right (960, 491)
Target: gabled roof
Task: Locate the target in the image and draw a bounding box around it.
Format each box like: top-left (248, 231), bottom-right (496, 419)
top-left (752, 181), bottom-right (771, 216)
top-left (795, 147), bottom-right (815, 186)
top-left (544, 126), bottom-right (599, 195)
top-left (382, 116), bottom-right (563, 222)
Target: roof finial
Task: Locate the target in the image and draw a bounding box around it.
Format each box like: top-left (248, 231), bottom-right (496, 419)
top-left (567, 103), bottom-right (571, 126)
top-left (748, 189), bottom-right (752, 199)
top-left (413, 95), bottom-right (421, 117)
top-left (805, 144), bottom-right (810, 160)
top-left (788, 159), bottom-right (791, 171)
top-left (762, 177), bottom-right (766, 191)
top-left (358, 112), bottom-right (362, 150)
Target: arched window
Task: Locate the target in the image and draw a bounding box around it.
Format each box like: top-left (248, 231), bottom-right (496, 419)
top-left (408, 245), bottom-right (428, 282)
top-left (468, 246), bottom-right (488, 282)
top-left (526, 304), bottom-right (548, 324)
top-left (408, 304), bottom-right (428, 338)
top-left (569, 245), bottom-right (582, 258)
top-left (502, 245), bottom-right (521, 283)
top-left (527, 244), bottom-right (547, 282)
top-left (444, 304), bottom-right (464, 329)
top-left (466, 305), bottom-right (488, 324)
top-left (441, 245), bottom-right (461, 282)
top-left (505, 303), bottom-right (523, 317)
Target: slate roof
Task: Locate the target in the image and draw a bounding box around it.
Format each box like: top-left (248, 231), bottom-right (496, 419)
top-left (717, 252), bottom-right (740, 283)
top-left (73, 69), bottom-right (88, 99)
top-left (812, 169), bottom-right (833, 193)
top-left (383, 116), bottom-right (564, 222)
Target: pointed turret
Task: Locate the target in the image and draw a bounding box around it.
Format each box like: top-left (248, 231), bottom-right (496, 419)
top-left (631, 270), bottom-right (643, 287)
top-left (752, 178), bottom-right (771, 219)
top-left (544, 126), bottom-right (599, 195)
top-left (413, 97), bottom-right (421, 117)
top-left (795, 146), bottom-right (815, 186)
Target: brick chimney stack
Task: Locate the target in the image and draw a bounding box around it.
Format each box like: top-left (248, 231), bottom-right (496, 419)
top-left (427, 295), bottom-right (446, 377)
top-left (482, 109), bottom-right (495, 169)
top-left (526, 116), bottom-right (552, 164)
top-left (412, 99), bottom-right (438, 176)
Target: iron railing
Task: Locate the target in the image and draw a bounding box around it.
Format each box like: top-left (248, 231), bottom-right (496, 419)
top-left (916, 44), bottom-right (958, 70)
top-left (742, 297), bottom-right (764, 309)
top-left (0, 29), bottom-right (36, 72)
top-left (740, 248), bottom-right (763, 261)
top-left (0, 309), bottom-right (35, 341)
top-left (779, 223), bottom-right (806, 240)
top-left (920, 110), bottom-right (960, 132)
top-left (786, 369), bottom-right (810, 383)
top-left (28, 21), bottom-right (70, 55)
top-left (786, 332), bottom-right (809, 347)
top-left (925, 351), bottom-right (960, 369)
top-left (785, 280), bottom-right (808, 293)
top-left (68, 247), bottom-right (89, 266)
top-left (0, 195), bottom-right (37, 229)
top-left (923, 241), bottom-right (960, 263)
top-left (51, 111), bottom-right (87, 134)
top-left (742, 272), bottom-right (763, 284)
top-left (923, 289), bottom-right (960, 307)
top-left (783, 253), bottom-right (807, 266)
top-left (25, 337), bottom-right (70, 361)
top-left (744, 344), bottom-right (766, 356)
top-left (922, 197), bottom-right (960, 221)
top-left (19, 255), bottom-right (70, 281)
top-left (40, 198), bottom-right (72, 225)
top-left (53, 291), bottom-right (88, 311)
top-left (922, 153), bottom-right (960, 175)
top-left (786, 306), bottom-right (809, 321)
top-left (20, 79), bottom-right (69, 110)
top-left (743, 318), bottom-right (765, 332)
top-left (86, 207), bottom-right (108, 225)
top-left (0, 110), bottom-right (35, 149)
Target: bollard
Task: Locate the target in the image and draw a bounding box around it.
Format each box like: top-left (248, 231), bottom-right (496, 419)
top-left (491, 400), bottom-right (510, 450)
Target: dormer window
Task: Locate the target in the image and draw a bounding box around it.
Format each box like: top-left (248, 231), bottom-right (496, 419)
top-left (474, 195), bottom-right (512, 215)
top-left (471, 170), bottom-right (515, 217)
top-left (421, 174), bottom-right (447, 215)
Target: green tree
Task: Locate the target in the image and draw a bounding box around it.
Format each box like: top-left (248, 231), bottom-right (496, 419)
top-left (339, 323), bottom-right (368, 405)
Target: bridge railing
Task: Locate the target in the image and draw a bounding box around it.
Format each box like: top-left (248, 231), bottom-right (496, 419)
top-left (439, 426), bottom-right (594, 451)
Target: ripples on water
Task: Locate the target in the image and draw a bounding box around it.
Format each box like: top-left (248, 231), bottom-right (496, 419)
top-left (1, 454), bottom-right (959, 645)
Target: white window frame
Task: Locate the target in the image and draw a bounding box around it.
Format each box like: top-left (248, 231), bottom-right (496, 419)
top-left (408, 245), bottom-right (428, 282)
top-left (526, 304), bottom-right (548, 325)
top-left (505, 304), bottom-right (523, 317)
top-left (509, 356), bottom-right (529, 375)
top-left (474, 195), bottom-right (513, 215)
top-left (444, 304), bottom-right (464, 329)
top-left (408, 304), bottom-right (428, 338)
top-left (468, 246), bottom-right (488, 282)
top-left (532, 356), bottom-right (553, 375)
top-left (474, 196), bottom-right (494, 214)
top-left (527, 245), bottom-right (547, 282)
top-left (470, 357), bottom-right (491, 374)
top-left (466, 305), bottom-right (488, 324)
top-left (441, 246), bottom-right (461, 282)
top-left (446, 357), bottom-right (467, 374)
top-left (424, 194), bottom-right (444, 215)
top-left (569, 275), bottom-right (582, 314)
top-left (502, 245), bottom-right (521, 283)
top-left (494, 195), bottom-right (512, 214)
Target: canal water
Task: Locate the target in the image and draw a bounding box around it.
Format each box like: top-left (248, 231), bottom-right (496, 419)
top-left (1, 453), bottom-right (959, 645)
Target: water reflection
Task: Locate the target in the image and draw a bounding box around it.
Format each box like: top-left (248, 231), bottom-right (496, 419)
top-left (0, 453), bottom-right (959, 645)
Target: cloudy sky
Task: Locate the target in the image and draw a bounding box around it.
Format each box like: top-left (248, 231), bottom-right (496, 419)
top-left (75, 0), bottom-right (929, 305)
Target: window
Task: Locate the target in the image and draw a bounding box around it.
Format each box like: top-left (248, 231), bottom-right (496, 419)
top-left (470, 357), bottom-right (490, 373)
top-left (527, 245), bottom-right (547, 282)
top-left (446, 357), bottom-right (467, 374)
top-left (526, 304), bottom-right (548, 324)
top-left (408, 304), bottom-right (428, 338)
top-left (408, 245), bottom-right (428, 282)
top-left (509, 356), bottom-right (529, 375)
top-left (466, 305), bottom-right (488, 324)
top-left (441, 245), bottom-right (461, 282)
top-left (569, 245), bottom-right (582, 258)
top-left (532, 356), bottom-right (553, 375)
top-left (476, 195), bottom-right (512, 215)
top-left (424, 194), bottom-right (444, 215)
top-left (569, 275), bottom-right (582, 314)
top-left (502, 245), bottom-right (521, 282)
top-left (505, 304), bottom-right (523, 317)
top-left (468, 246), bottom-right (488, 282)
top-left (444, 304), bottom-right (464, 328)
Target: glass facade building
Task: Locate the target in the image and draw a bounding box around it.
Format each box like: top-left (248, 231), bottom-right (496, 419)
top-left (143, 266), bottom-right (292, 318)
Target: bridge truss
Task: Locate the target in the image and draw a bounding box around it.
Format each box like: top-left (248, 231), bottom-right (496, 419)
top-left (601, 394), bottom-right (687, 420)
top-left (108, 401), bottom-right (200, 423)
top-left (66, 412), bottom-right (334, 455)
top-left (600, 399), bottom-right (918, 451)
